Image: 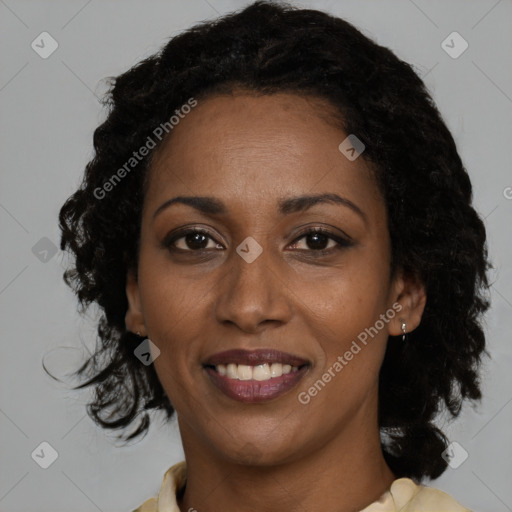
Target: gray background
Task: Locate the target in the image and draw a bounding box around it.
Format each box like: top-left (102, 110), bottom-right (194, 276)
top-left (1, 0), bottom-right (511, 511)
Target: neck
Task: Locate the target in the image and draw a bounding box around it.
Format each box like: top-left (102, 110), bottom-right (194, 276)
top-left (177, 412), bottom-right (395, 512)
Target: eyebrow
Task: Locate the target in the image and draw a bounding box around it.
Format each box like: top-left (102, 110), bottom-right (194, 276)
top-left (152, 193), bottom-right (367, 224)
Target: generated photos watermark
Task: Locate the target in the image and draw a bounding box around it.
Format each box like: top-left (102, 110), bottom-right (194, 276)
top-left (94, 97), bottom-right (198, 200)
top-left (298, 302), bottom-right (403, 405)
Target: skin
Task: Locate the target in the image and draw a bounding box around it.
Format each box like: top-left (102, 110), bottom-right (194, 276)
top-left (126, 91), bottom-right (426, 512)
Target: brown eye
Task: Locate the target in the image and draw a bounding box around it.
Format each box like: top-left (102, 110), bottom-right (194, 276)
top-left (301, 231), bottom-right (334, 250)
top-left (164, 228), bottom-right (224, 252)
top-left (288, 228), bottom-right (353, 253)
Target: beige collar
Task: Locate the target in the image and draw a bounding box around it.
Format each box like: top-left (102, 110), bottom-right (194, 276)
top-left (133, 461), bottom-right (470, 512)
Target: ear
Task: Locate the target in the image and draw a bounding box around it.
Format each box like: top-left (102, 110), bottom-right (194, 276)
top-left (387, 268), bottom-right (427, 337)
top-left (125, 268), bottom-right (146, 336)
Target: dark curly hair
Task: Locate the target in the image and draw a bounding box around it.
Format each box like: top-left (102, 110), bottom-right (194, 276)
top-left (57, 0), bottom-right (491, 481)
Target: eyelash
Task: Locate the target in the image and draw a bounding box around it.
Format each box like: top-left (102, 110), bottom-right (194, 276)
top-left (163, 227), bottom-right (353, 256)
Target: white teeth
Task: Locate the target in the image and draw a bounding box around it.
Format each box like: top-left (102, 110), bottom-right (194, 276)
top-left (215, 362), bottom-right (300, 381)
top-left (270, 363), bottom-right (282, 377)
top-left (238, 364), bottom-right (253, 380)
top-left (227, 363), bottom-right (238, 379)
top-left (253, 363), bottom-right (271, 381)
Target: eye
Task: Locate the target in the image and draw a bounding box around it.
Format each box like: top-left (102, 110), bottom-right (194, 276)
top-left (163, 226), bottom-right (352, 254)
top-left (288, 228), bottom-right (352, 253)
top-left (163, 228), bottom-right (224, 252)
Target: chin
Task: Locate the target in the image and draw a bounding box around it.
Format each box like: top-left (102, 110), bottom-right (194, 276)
top-left (213, 430), bottom-right (304, 468)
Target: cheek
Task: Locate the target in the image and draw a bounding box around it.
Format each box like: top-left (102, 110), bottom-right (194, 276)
top-left (141, 271), bottom-right (214, 412)
top-left (137, 255), bottom-right (207, 381)
top-left (296, 255), bottom-right (391, 366)
top-left (296, 280), bottom-right (390, 417)
top-left (138, 246), bottom-right (200, 331)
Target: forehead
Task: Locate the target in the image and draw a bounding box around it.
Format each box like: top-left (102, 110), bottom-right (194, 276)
top-left (145, 92), bottom-right (382, 217)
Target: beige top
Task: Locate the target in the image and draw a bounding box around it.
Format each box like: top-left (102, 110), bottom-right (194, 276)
top-left (132, 461), bottom-right (471, 512)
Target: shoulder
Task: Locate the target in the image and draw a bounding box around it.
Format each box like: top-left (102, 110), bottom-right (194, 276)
top-left (385, 477), bottom-right (471, 511)
top-left (132, 465), bottom-right (471, 512)
top-left (132, 461), bottom-right (187, 512)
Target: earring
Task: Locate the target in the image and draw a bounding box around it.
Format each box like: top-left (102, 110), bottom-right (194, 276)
top-left (401, 321), bottom-right (407, 342)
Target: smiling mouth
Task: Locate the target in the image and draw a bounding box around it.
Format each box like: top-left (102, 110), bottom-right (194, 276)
top-left (211, 362), bottom-right (301, 381)
top-left (203, 349), bottom-right (310, 403)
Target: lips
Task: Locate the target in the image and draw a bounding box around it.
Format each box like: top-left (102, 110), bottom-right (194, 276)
top-left (203, 349), bottom-right (310, 403)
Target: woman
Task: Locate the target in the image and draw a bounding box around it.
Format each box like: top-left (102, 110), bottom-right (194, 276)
top-left (58, 2), bottom-right (490, 510)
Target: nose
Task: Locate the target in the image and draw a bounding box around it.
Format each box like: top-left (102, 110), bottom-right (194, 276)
top-left (214, 245), bottom-right (293, 334)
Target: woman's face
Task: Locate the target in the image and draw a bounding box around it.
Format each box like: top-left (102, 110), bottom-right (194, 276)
top-left (127, 92), bottom-right (416, 465)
